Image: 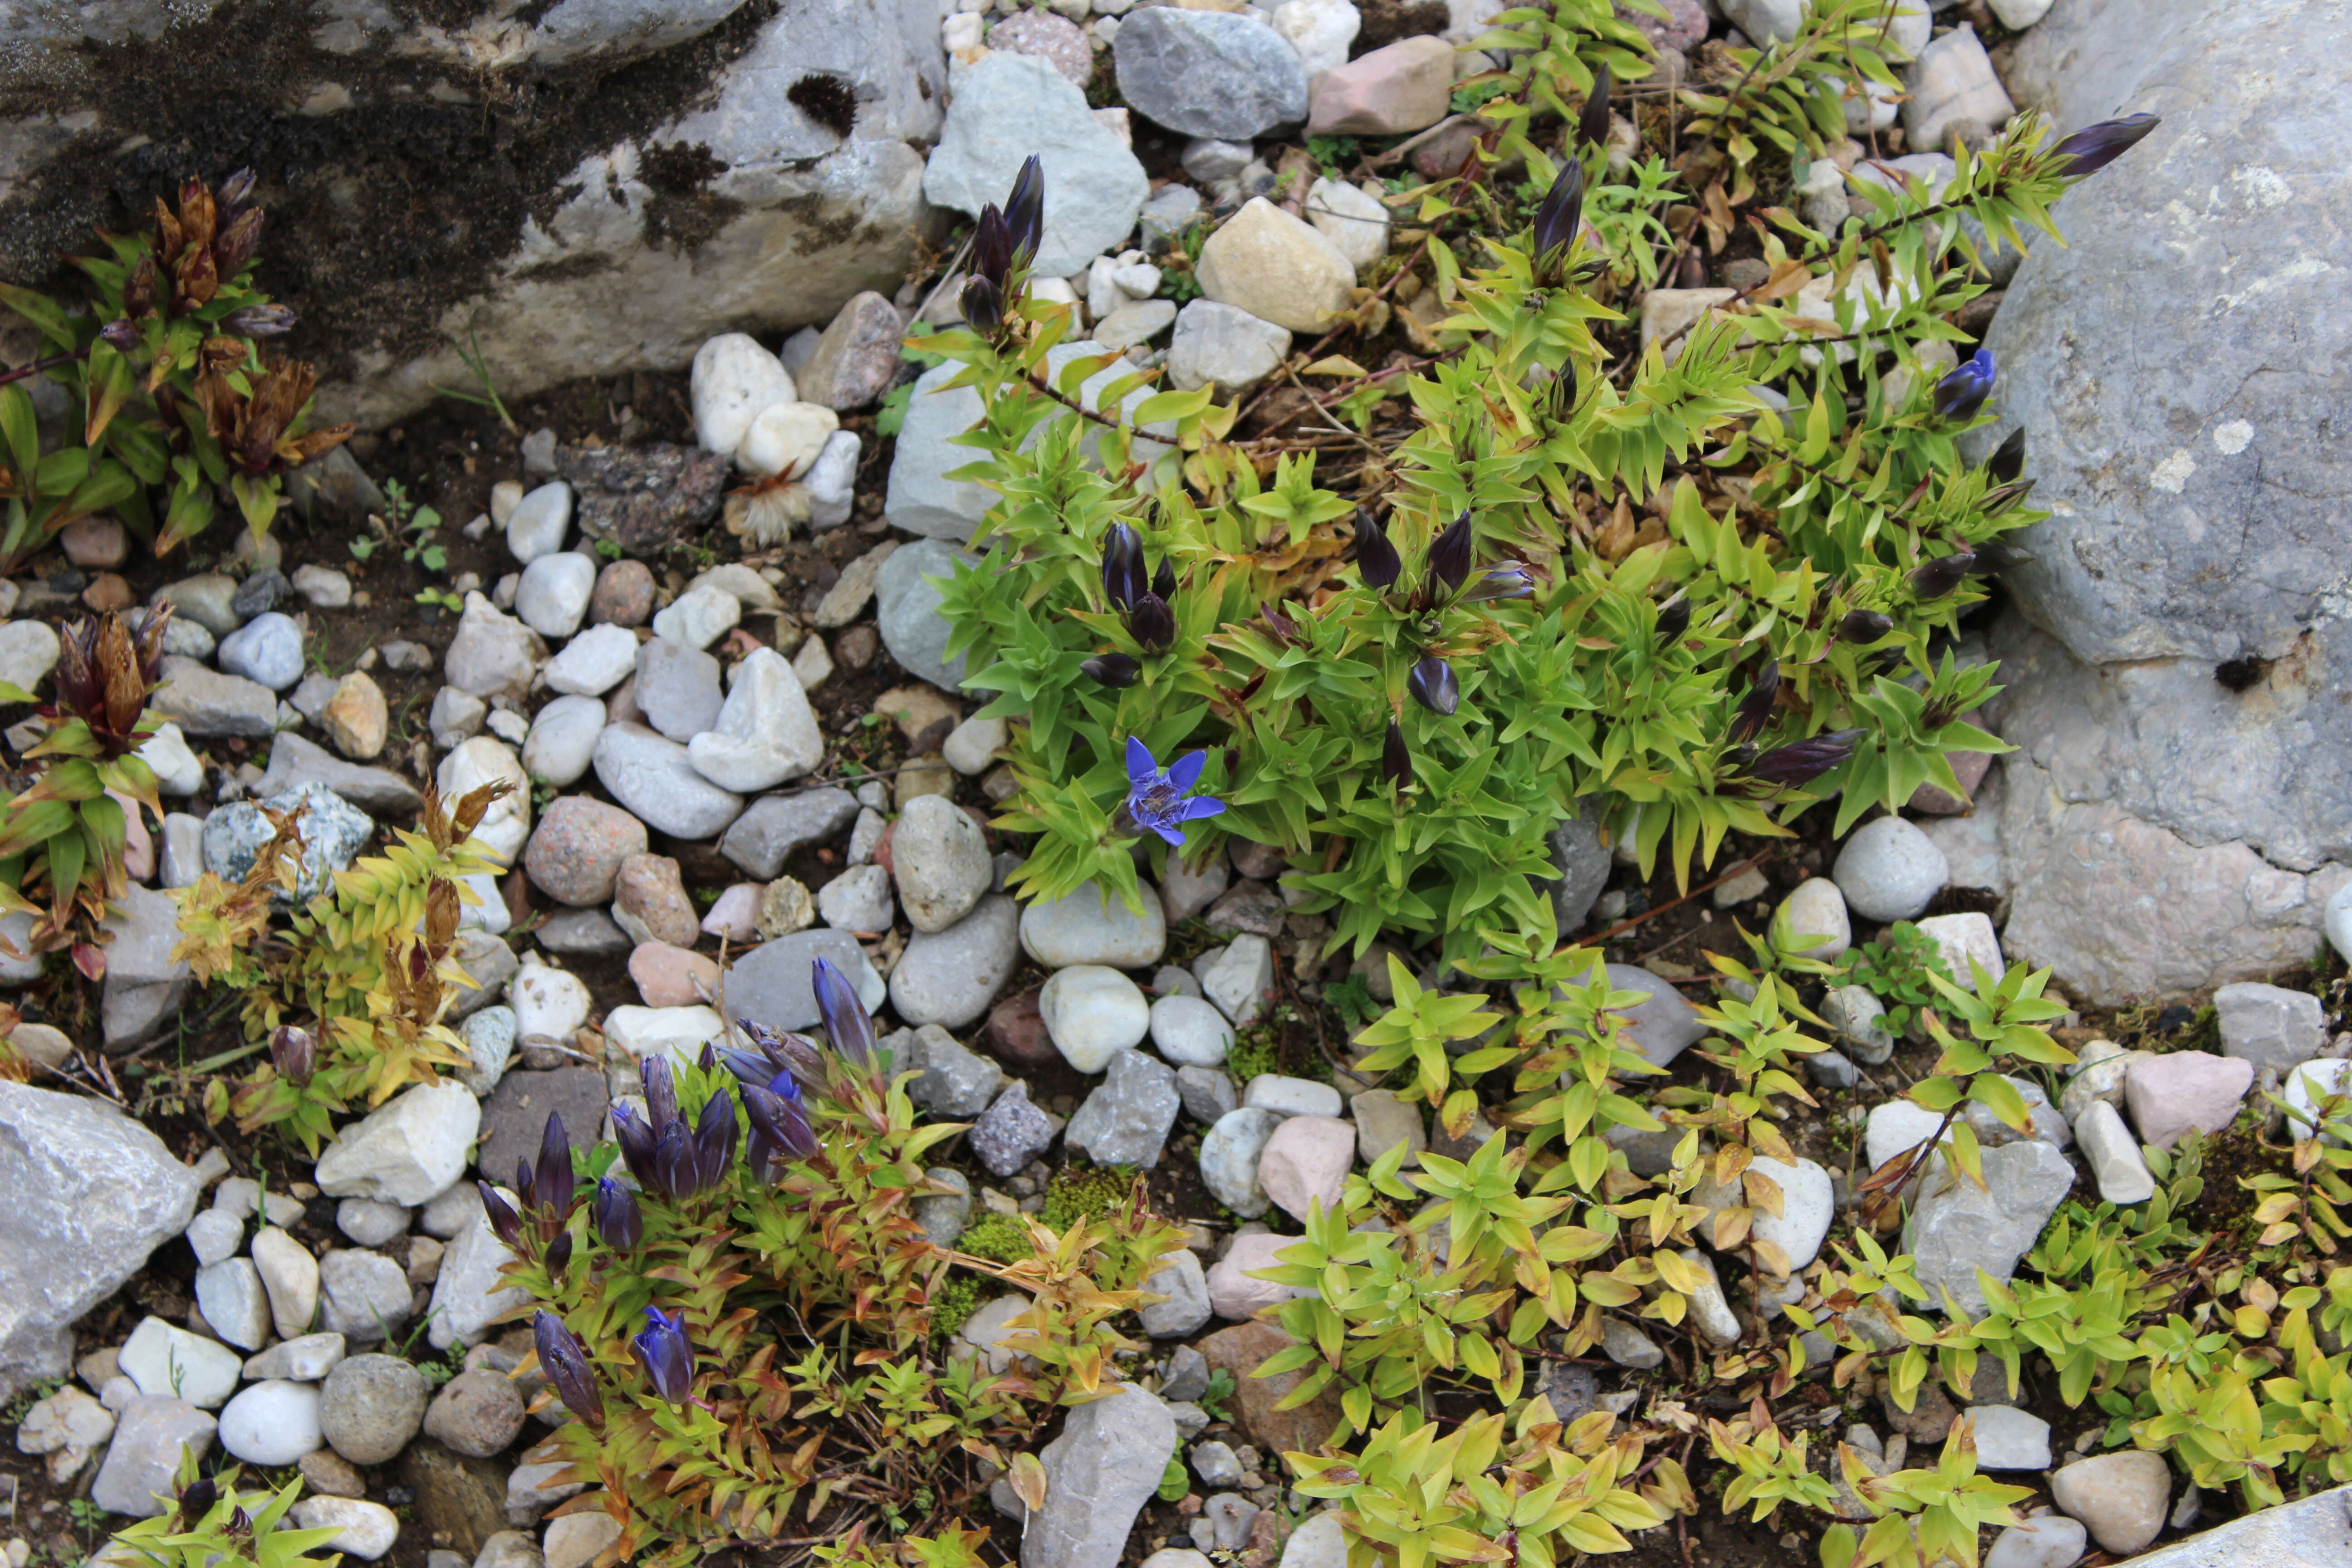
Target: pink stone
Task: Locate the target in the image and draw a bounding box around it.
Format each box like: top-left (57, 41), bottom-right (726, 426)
top-left (61, 515), bottom-right (127, 569)
top-left (2124, 1050), bottom-right (2253, 1149)
top-left (1907, 748), bottom-right (1993, 815)
top-left (1306, 36), bottom-right (1456, 137)
top-left (628, 941), bottom-right (721, 1009)
top-left (701, 883), bottom-right (763, 943)
top-left (1206, 1232), bottom-right (1308, 1321)
top-left (1617, 0), bottom-right (1705, 51)
top-left (1256, 1115), bottom-right (1355, 1222)
top-left (116, 791), bottom-right (154, 882)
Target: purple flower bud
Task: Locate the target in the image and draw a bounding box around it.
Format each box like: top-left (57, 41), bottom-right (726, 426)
top-left (2048, 113), bottom-right (2159, 177)
top-left (534, 1310), bottom-right (604, 1426)
top-left (1932, 348), bottom-right (1995, 421)
top-left (1981, 479), bottom-right (2034, 515)
top-left (744, 1082), bottom-right (819, 1172)
top-left (1382, 718), bottom-right (1412, 791)
top-left (1151, 555), bottom-right (1176, 602)
top-left (1986, 426), bottom-right (2024, 485)
top-left (218, 168), bottom-right (259, 216)
top-left (1407, 653), bottom-right (1458, 716)
top-left (642, 1056), bottom-right (679, 1134)
top-left (1354, 510), bottom-right (1401, 590)
top-left (1654, 596), bottom-right (1691, 645)
top-left (542, 1228), bottom-right (573, 1284)
top-left (651, 1117), bottom-right (695, 1203)
top-left (630, 1306), bottom-right (698, 1408)
top-left (972, 204), bottom-right (1014, 288)
top-left (593, 1177), bottom-right (641, 1251)
top-left (176, 1478), bottom-right (219, 1527)
top-left (1127, 591), bottom-right (1174, 652)
top-left (1426, 511), bottom-right (1474, 594)
top-left (1729, 660), bottom-right (1780, 745)
top-left (479, 1181), bottom-right (524, 1249)
top-left (1003, 156), bottom-right (1046, 270)
top-left (1968, 538), bottom-right (2029, 574)
top-left (691, 1088), bottom-right (738, 1192)
top-left (1101, 522), bottom-right (1147, 610)
top-left (959, 274), bottom-right (1003, 334)
top-left (610, 1103), bottom-right (657, 1191)
top-left (812, 956), bottom-right (877, 1067)
top-left (1259, 603), bottom-right (1299, 645)
top-left (270, 1024), bottom-right (315, 1084)
top-left (1578, 64), bottom-right (1611, 152)
top-left (530, 1111), bottom-right (574, 1218)
top-left (1838, 609), bottom-right (1894, 643)
top-left (1910, 552), bottom-right (1976, 600)
top-left (1460, 563), bottom-right (1534, 604)
top-left (1743, 730), bottom-right (1862, 788)
top-left (98, 317), bottom-right (142, 353)
top-left (219, 303), bottom-right (296, 337)
top-left (1531, 159), bottom-right (1586, 282)
top-left (1083, 652), bottom-right (1142, 687)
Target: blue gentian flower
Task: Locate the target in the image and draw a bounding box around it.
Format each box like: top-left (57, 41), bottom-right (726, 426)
top-left (534, 1312), bottom-right (603, 1426)
top-left (593, 1177), bottom-right (641, 1252)
top-left (1119, 736), bottom-right (1226, 847)
top-left (1933, 348), bottom-right (1995, 420)
top-left (630, 1306), bottom-right (705, 1409)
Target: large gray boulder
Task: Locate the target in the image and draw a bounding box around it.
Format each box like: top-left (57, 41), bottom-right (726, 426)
top-left (1023, 1383), bottom-right (1179, 1568)
top-left (0, 1083), bottom-right (202, 1398)
top-left (1971, 0), bottom-right (2352, 1002)
top-left (2112, 1478), bottom-right (2351, 1566)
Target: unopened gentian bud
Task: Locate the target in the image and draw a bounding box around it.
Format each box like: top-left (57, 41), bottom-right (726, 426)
top-left (642, 1055), bottom-right (679, 1134)
top-left (177, 1478), bottom-right (219, 1527)
top-left (1127, 591), bottom-right (1175, 652)
top-left (1382, 718), bottom-right (1411, 790)
top-left (1578, 64), bottom-right (1612, 152)
top-left (1910, 552), bottom-right (1976, 600)
top-left (1355, 510), bottom-right (1401, 590)
top-left (123, 255), bottom-right (156, 319)
top-left (1003, 155), bottom-right (1046, 270)
top-left (270, 1024), bottom-right (315, 1084)
top-left (2048, 113), bottom-right (2159, 177)
top-left (972, 204), bottom-right (1014, 289)
top-left (542, 1228), bottom-right (573, 1284)
top-left (1838, 609), bottom-right (1894, 643)
top-left (958, 274), bottom-right (1003, 334)
top-left (1744, 729), bottom-right (1862, 788)
top-left (1729, 660), bottom-right (1780, 745)
top-left (630, 1306), bottom-right (700, 1408)
top-left (1986, 426), bottom-right (2024, 485)
top-left (534, 1310), bottom-right (604, 1426)
top-left (593, 1176), bottom-right (642, 1251)
top-left (1932, 348), bottom-right (1995, 421)
top-left (530, 1110), bottom-right (574, 1218)
top-left (813, 956), bottom-right (878, 1066)
top-left (1101, 522), bottom-right (1146, 610)
top-left (1426, 511), bottom-right (1474, 594)
top-left (1460, 563), bottom-right (1534, 604)
top-left (1407, 653), bottom-right (1458, 716)
top-left (98, 318), bottom-right (141, 353)
top-left (610, 1103), bottom-right (656, 1190)
top-left (691, 1087), bottom-right (738, 1192)
top-left (1082, 652), bottom-right (1142, 687)
top-left (1531, 159), bottom-right (1586, 282)
top-left (212, 207), bottom-right (263, 278)
top-left (218, 167), bottom-right (259, 216)
top-left (1655, 596), bottom-right (1691, 645)
top-left (1151, 555), bottom-right (1175, 602)
top-left (479, 1181), bottom-right (524, 1249)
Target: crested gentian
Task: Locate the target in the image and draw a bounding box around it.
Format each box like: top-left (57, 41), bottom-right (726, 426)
top-left (542, 1229), bottom-right (573, 1285)
top-left (1127, 592), bottom-right (1175, 651)
top-left (1407, 653), bottom-right (1458, 716)
top-left (1003, 155), bottom-right (1045, 268)
top-left (1152, 555), bottom-right (1176, 602)
top-left (479, 1181), bottom-right (524, 1249)
top-left (1531, 159), bottom-right (1586, 283)
top-left (2048, 113), bottom-right (2159, 177)
top-left (690, 1087), bottom-right (739, 1193)
top-left (1460, 563), bottom-right (1534, 603)
top-left (1729, 660), bottom-right (1780, 745)
top-left (813, 956), bottom-right (878, 1066)
top-left (1838, 609), bottom-right (1895, 643)
top-left (1101, 523), bottom-right (1147, 609)
top-left (593, 1177), bottom-right (641, 1252)
top-left (1578, 64), bottom-right (1612, 152)
top-left (643, 1054), bottom-right (679, 1136)
top-left (1117, 736), bottom-right (1225, 847)
top-left (1355, 510), bottom-right (1401, 590)
top-left (1426, 511), bottom-right (1475, 595)
top-left (1655, 595), bottom-right (1691, 645)
top-left (1382, 718), bottom-right (1411, 790)
top-left (270, 1023), bottom-right (314, 1084)
top-left (1082, 652), bottom-right (1142, 687)
top-left (959, 272), bottom-right (1004, 334)
top-left (525, 1111), bottom-right (575, 1222)
top-left (630, 1306), bottom-right (704, 1408)
top-left (1986, 426), bottom-right (2025, 484)
top-left (535, 1310), bottom-right (605, 1426)
top-left (743, 1081), bottom-right (818, 1174)
top-left (1742, 730), bottom-right (1862, 789)
top-left (1910, 551), bottom-right (1976, 600)
top-left (725, 1019), bottom-right (827, 1098)
top-left (1932, 348), bottom-right (1995, 420)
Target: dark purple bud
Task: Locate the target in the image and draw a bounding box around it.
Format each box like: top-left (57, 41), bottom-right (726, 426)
top-left (1003, 155), bottom-right (1046, 270)
top-left (1838, 609), bottom-right (1894, 643)
top-left (959, 274), bottom-right (1003, 334)
top-left (1150, 555), bottom-right (1176, 602)
top-left (610, 1103), bottom-right (656, 1190)
top-left (651, 1117), bottom-right (695, 1203)
top-left (270, 1024), bottom-right (315, 1084)
top-left (593, 1176), bottom-right (641, 1251)
top-left (479, 1181), bottom-right (524, 1249)
top-left (1382, 717), bottom-right (1411, 790)
top-left (1654, 596), bottom-right (1691, 645)
top-left (2048, 113), bottom-right (2159, 177)
top-left (176, 1478), bottom-right (219, 1527)
top-left (1082, 652), bottom-right (1142, 688)
top-left (1744, 730), bottom-right (1862, 788)
top-left (642, 1055), bottom-right (679, 1134)
top-left (1981, 479), bottom-right (2034, 514)
top-left (1127, 591), bottom-right (1174, 652)
top-left (1910, 552), bottom-right (1976, 600)
top-left (1460, 563), bottom-right (1534, 604)
top-left (1101, 522), bottom-right (1146, 609)
top-left (1729, 660), bottom-right (1781, 745)
top-left (1531, 159), bottom-right (1586, 281)
top-left (542, 1228), bottom-right (573, 1284)
top-left (812, 956), bottom-right (877, 1067)
top-left (1259, 603), bottom-right (1298, 645)
top-left (1932, 348), bottom-right (1995, 421)
top-left (1407, 653), bottom-right (1458, 716)
top-left (1578, 64), bottom-right (1612, 152)
top-left (1355, 510), bottom-right (1401, 590)
top-left (123, 255), bottom-right (156, 319)
top-left (219, 302), bottom-right (295, 337)
top-left (218, 168), bottom-right (258, 216)
top-left (692, 1088), bottom-right (738, 1192)
top-left (1426, 510), bottom-right (1475, 594)
top-left (212, 207), bottom-right (263, 279)
top-left (531, 1111), bottom-right (573, 1216)
top-left (744, 1082), bottom-right (819, 1172)
top-left (98, 317), bottom-right (142, 353)
top-left (1967, 539), bottom-right (2030, 574)
top-left (630, 1306), bottom-right (698, 1407)
top-left (738, 1019), bottom-right (828, 1093)
top-left (972, 204), bottom-right (1014, 287)
top-left (1986, 426), bottom-right (2024, 485)
top-left (534, 1310), bottom-right (604, 1426)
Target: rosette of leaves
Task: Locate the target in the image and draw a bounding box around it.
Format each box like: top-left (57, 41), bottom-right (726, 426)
top-left (0, 168), bottom-right (348, 564)
top-left (0, 609), bottom-right (170, 975)
top-left (510, 974), bottom-right (1185, 1568)
top-left (178, 781), bottom-right (510, 1151)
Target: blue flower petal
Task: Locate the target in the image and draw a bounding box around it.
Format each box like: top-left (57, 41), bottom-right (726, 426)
top-left (1176, 797), bottom-right (1227, 821)
top-left (1126, 735), bottom-right (1158, 787)
top-left (1166, 749), bottom-right (1206, 792)
top-left (1154, 824), bottom-right (1188, 847)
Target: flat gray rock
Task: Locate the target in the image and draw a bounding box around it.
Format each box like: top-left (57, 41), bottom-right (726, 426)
top-left (877, 539), bottom-right (976, 691)
top-left (718, 788), bottom-right (860, 880)
top-left (892, 894), bottom-right (1024, 1029)
top-left (254, 731), bottom-right (422, 816)
top-left (1025, 1385), bottom-right (1178, 1568)
top-left (592, 723), bottom-right (745, 841)
top-left (722, 929), bottom-right (888, 1034)
top-left (1112, 8), bottom-right (1309, 140)
top-left (1903, 1140), bottom-right (2077, 1317)
top-left (1065, 1048), bottom-right (1182, 1167)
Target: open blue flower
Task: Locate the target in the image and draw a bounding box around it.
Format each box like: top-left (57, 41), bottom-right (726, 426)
top-left (1121, 736), bottom-right (1225, 847)
top-left (1933, 348), bottom-right (1995, 420)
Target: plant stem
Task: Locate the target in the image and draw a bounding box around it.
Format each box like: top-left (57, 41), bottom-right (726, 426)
top-left (0, 352), bottom-right (81, 387)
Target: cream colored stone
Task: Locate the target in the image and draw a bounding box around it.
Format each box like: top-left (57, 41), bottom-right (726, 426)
top-left (1195, 199), bottom-right (1356, 333)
